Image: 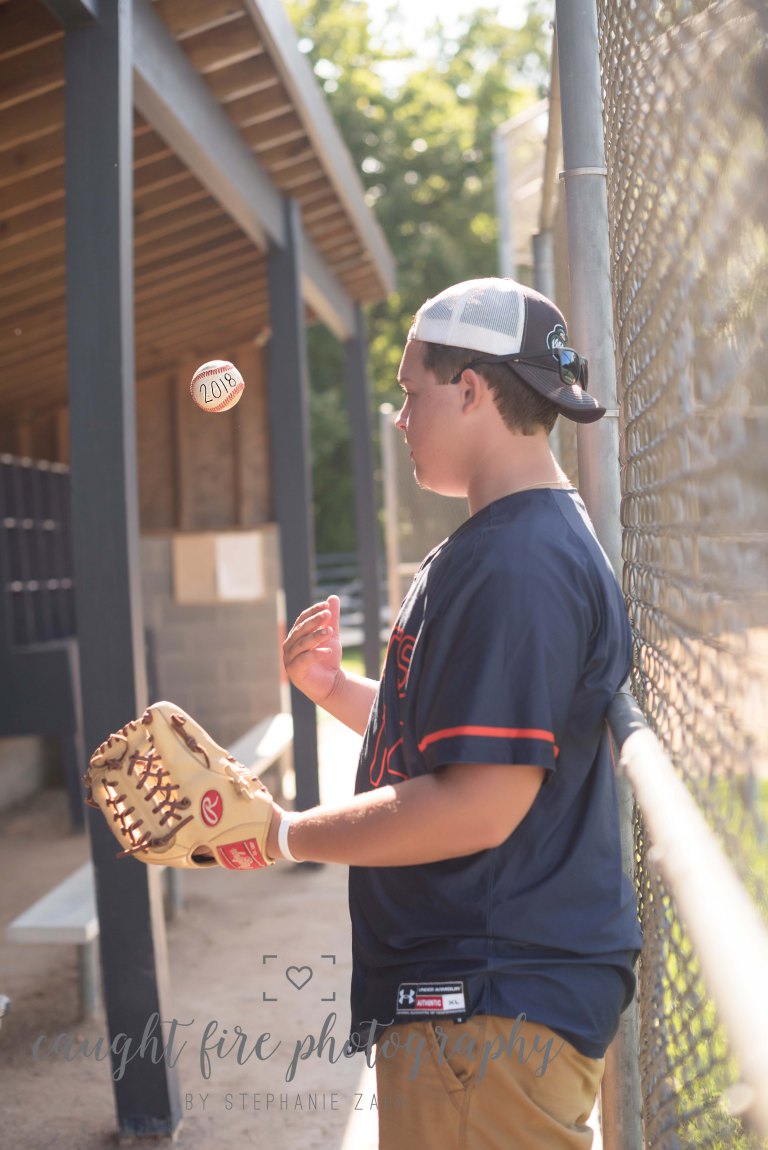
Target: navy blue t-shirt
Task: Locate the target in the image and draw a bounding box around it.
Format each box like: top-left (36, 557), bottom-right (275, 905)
top-left (348, 489), bottom-right (642, 1058)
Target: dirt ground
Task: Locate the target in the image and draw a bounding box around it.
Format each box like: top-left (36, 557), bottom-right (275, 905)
top-left (0, 713), bottom-right (604, 1150)
top-left (0, 714), bottom-right (378, 1149)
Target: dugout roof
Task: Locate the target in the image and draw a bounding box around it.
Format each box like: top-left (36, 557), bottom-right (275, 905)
top-left (0, 0), bottom-right (395, 424)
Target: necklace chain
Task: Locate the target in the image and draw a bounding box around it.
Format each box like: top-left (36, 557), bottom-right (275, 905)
top-left (513, 478), bottom-right (573, 494)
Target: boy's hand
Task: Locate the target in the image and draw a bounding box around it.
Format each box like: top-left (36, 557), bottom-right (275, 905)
top-left (283, 595), bottom-right (344, 705)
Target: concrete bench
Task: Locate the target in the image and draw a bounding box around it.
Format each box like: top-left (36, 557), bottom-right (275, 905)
top-left (5, 712), bottom-right (294, 1019)
top-left (228, 710), bottom-right (294, 799)
top-left (5, 863), bottom-right (176, 1020)
top-left (6, 862), bottom-right (99, 1019)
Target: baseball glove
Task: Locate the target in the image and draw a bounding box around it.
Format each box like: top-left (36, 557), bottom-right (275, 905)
top-left (84, 701), bottom-right (276, 870)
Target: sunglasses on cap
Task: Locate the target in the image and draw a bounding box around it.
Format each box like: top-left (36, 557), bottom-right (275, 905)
top-left (449, 347), bottom-right (589, 389)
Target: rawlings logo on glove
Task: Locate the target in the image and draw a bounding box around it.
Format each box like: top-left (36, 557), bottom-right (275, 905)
top-left (84, 701), bottom-right (277, 869)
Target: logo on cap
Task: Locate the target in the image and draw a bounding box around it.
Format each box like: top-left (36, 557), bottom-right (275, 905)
top-left (547, 324), bottom-right (568, 349)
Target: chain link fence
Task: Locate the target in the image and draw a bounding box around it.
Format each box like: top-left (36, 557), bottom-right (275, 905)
top-left (594, 1), bottom-right (768, 1145)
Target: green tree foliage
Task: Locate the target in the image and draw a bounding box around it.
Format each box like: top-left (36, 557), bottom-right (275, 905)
top-left (287, 0), bottom-right (552, 553)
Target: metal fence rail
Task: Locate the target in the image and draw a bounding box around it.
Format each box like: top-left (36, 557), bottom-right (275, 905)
top-left (609, 691), bottom-right (768, 1144)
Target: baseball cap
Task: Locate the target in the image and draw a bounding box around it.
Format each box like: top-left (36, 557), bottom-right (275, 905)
top-left (408, 277), bottom-right (605, 423)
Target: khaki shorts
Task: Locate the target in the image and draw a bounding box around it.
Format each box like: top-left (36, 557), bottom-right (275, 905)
top-left (374, 1014), bottom-right (604, 1150)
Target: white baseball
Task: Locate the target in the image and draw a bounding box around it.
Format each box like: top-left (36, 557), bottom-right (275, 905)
top-left (190, 360), bottom-right (244, 413)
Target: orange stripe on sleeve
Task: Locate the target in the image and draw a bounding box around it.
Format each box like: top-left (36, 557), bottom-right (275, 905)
top-left (418, 725), bottom-right (558, 756)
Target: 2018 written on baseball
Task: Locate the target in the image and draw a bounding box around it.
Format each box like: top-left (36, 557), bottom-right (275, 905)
top-left (196, 370), bottom-right (240, 406)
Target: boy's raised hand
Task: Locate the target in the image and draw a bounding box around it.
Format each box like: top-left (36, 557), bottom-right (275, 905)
top-left (283, 594), bottom-right (343, 705)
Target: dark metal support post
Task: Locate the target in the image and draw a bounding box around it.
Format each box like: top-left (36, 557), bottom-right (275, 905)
top-left (267, 197), bottom-right (321, 811)
top-left (345, 305), bottom-right (382, 679)
top-left (65, 1), bottom-right (181, 1137)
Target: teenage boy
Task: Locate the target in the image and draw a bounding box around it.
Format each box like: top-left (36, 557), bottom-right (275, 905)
top-left (267, 278), bottom-right (642, 1149)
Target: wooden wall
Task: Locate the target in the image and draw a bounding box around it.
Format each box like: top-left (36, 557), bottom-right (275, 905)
top-left (138, 340), bottom-right (272, 533)
top-left (0, 339), bottom-right (272, 535)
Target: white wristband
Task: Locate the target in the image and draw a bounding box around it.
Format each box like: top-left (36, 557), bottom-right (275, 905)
top-left (277, 812), bottom-right (300, 863)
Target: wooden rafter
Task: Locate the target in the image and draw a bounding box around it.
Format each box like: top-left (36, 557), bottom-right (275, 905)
top-left (0, 0), bottom-right (393, 423)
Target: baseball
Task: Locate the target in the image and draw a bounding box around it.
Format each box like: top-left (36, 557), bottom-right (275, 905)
top-left (190, 360), bottom-right (244, 413)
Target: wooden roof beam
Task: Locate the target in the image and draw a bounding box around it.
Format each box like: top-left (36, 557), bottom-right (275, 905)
top-left (134, 204), bottom-right (230, 252)
top-left (134, 215), bottom-right (238, 265)
top-left (248, 117), bottom-right (306, 153)
top-left (244, 0), bottom-right (395, 294)
top-left (0, 1), bottom-right (62, 60)
top-left (132, 0), bottom-right (275, 248)
top-left (152, 0), bottom-right (244, 41)
top-left (0, 38), bottom-right (64, 112)
top-left (226, 86), bottom-right (293, 128)
top-left (137, 246), bottom-right (259, 305)
top-left (132, 0), bottom-right (355, 339)
top-left (0, 88), bottom-right (65, 152)
top-left (203, 55), bottom-right (278, 103)
top-left (180, 16), bottom-right (265, 75)
top-left (0, 205), bottom-right (63, 270)
top-left (39, 0), bottom-right (98, 31)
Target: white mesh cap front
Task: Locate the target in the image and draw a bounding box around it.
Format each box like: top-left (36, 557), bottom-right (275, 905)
top-left (408, 278), bottom-right (527, 355)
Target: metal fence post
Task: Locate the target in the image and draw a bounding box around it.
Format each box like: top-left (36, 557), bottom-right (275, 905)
top-left (553, 4), bottom-right (644, 1149)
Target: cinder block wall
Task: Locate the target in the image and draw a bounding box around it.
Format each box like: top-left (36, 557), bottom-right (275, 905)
top-left (0, 737), bottom-right (57, 811)
top-left (141, 528), bottom-right (284, 747)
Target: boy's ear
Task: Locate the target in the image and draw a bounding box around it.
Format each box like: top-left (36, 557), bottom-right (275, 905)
top-left (459, 368), bottom-right (488, 413)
